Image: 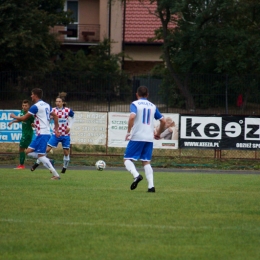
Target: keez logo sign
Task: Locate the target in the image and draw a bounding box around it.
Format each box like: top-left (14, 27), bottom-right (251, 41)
top-left (180, 115), bottom-right (260, 149)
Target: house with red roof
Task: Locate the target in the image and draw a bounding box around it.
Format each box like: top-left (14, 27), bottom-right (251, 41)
top-left (50, 0), bottom-right (170, 75)
top-left (50, 0), bottom-right (123, 55)
top-left (122, 0), bottom-right (167, 75)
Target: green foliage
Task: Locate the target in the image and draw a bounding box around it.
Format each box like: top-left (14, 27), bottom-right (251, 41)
top-left (150, 64), bottom-right (186, 108)
top-left (55, 39), bottom-right (123, 75)
top-left (0, 0), bottom-right (72, 71)
top-left (53, 39), bottom-right (131, 101)
top-left (149, 0), bottom-right (260, 109)
top-left (165, 0), bottom-right (260, 75)
top-left (0, 39), bottom-right (131, 103)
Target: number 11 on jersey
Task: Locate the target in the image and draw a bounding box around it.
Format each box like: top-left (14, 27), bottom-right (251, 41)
top-left (142, 108), bottom-right (151, 125)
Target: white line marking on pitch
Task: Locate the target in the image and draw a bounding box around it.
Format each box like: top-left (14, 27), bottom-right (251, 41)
top-left (0, 218), bottom-right (258, 232)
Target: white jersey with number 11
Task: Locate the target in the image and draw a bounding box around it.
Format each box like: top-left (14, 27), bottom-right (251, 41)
top-left (130, 98), bottom-right (163, 142)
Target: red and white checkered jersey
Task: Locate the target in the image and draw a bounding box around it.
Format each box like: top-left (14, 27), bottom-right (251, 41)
top-left (51, 107), bottom-right (74, 136)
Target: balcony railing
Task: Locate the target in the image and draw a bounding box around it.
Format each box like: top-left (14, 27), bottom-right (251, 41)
top-left (50, 24), bottom-right (100, 44)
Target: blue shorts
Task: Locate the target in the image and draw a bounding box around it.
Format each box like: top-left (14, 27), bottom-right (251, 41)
top-left (28, 135), bottom-right (51, 155)
top-left (48, 135), bottom-right (71, 149)
top-left (124, 141), bottom-right (153, 161)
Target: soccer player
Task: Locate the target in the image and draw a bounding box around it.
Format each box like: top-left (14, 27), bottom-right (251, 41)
top-left (31, 94), bottom-right (75, 174)
top-left (10, 88), bottom-right (61, 180)
top-left (124, 86), bottom-right (166, 192)
top-left (8, 100), bottom-right (34, 169)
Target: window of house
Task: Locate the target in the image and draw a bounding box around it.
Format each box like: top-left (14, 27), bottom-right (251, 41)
top-left (66, 0), bottom-right (78, 38)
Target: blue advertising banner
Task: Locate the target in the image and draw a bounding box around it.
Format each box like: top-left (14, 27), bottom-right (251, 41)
top-left (0, 110), bottom-right (22, 143)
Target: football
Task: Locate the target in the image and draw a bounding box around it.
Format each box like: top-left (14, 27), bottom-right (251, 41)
top-left (95, 160), bottom-right (106, 171)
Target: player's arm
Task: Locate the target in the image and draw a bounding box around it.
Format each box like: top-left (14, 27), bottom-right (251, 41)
top-left (125, 113), bottom-right (136, 141)
top-left (10, 112), bottom-right (32, 122)
top-left (65, 110), bottom-right (75, 134)
top-left (125, 103), bottom-right (137, 140)
top-left (50, 111), bottom-right (60, 137)
top-left (154, 108), bottom-right (166, 140)
top-left (127, 113), bottom-right (135, 133)
top-left (8, 119), bottom-right (19, 127)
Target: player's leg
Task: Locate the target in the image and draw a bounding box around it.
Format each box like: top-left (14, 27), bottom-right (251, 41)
top-left (28, 135), bottom-right (60, 179)
top-left (37, 139), bottom-right (60, 179)
top-left (19, 147), bottom-right (26, 168)
top-left (14, 135), bottom-right (30, 169)
top-left (31, 135), bottom-right (57, 171)
top-left (14, 147), bottom-right (26, 169)
top-left (26, 139), bottom-right (39, 160)
top-left (123, 141), bottom-right (143, 190)
top-left (26, 146), bottom-right (41, 170)
top-left (31, 145), bottom-right (54, 171)
top-left (140, 142), bottom-right (155, 192)
top-left (19, 135), bottom-right (29, 168)
top-left (61, 136), bottom-right (70, 174)
top-left (45, 146), bottom-right (55, 168)
top-left (37, 155), bottom-right (60, 179)
top-left (143, 163), bottom-right (155, 192)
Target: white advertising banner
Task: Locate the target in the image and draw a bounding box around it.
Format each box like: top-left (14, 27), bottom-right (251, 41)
top-left (108, 112), bottom-right (130, 148)
top-left (70, 112), bottom-right (107, 145)
top-left (108, 112), bottom-right (179, 149)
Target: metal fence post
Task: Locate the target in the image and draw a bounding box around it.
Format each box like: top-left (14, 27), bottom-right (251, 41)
top-left (225, 74), bottom-right (228, 114)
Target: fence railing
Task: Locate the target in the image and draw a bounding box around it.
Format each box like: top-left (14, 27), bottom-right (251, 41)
top-left (1, 71), bottom-right (260, 115)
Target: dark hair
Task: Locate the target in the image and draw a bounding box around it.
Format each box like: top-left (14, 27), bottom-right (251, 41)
top-left (22, 99), bottom-right (30, 105)
top-left (31, 88), bottom-right (43, 99)
top-left (137, 86), bottom-right (148, 97)
top-left (56, 92), bottom-right (67, 107)
top-left (56, 97), bottom-right (67, 108)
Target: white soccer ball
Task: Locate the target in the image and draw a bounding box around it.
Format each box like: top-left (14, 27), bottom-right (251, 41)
top-left (95, 160), bottom-right (106, 171)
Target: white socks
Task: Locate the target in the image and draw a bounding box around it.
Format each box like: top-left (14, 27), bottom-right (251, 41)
top-left (63, 155), bottom-right (70, 168)
top-left (38, 156), bottom-right (59, 177)
top-left (35, 154), bottom-right (70, 169)
top-left (124, 160), bottom-right (139, 178)
top-left (144, 164), bottom-right (154, 189)
top-left (124, 160), bottom-right (154, 188)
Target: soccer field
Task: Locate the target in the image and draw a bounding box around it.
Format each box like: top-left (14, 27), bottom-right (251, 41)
top-left (0, 168), bottom-right (260, 260)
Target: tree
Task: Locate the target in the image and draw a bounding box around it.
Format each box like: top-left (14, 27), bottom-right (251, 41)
top-left (143, 0), bottom-right (260, 110)
top-left (53, 39), bottom-right (130, 101)
top-left (0, 0), bottom-right (72, 71)
top-left (54, 38), bottom-right (124, 76)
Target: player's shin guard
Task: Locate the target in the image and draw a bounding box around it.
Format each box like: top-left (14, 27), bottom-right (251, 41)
top-left (38, 156), bottom-right (60, 177)
top-left (144, 164), bottom-right (154, 189)
top-left (20, 152), bottom-right (26, 165)
top-left (63, 155), bottom-right (70, 168)
top-left (124, 159), bottom-right (139, 178)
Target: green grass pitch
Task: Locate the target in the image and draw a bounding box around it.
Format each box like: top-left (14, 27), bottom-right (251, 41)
top-left (0, 167), bottom-right (260, 260)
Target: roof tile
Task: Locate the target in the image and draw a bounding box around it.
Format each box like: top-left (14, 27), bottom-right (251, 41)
top-left (124, 0), bottom-right (163, 43)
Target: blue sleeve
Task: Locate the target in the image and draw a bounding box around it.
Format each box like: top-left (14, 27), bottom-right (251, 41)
top-left (29, 105), bottom-right (38, 115)
top-left (154, 107), bottom-right (163, 120)
top-left (69, 109), bottom-right (74, 117)
top-left (130, 103), bottom-right (137, 114)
